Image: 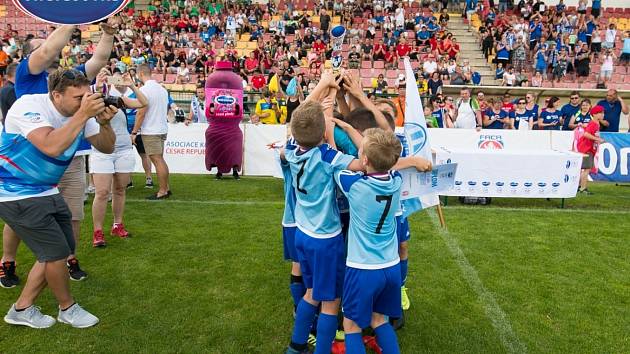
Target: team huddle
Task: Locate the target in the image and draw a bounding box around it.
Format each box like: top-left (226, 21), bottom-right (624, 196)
top-left (276, 70), bottom-right (431, 354)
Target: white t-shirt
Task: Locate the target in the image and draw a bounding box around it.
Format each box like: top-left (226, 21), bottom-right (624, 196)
top-left (139, 80), bottom-right (169, 135)
top-left (455, 99), bottom-right (477, 129)
top-left (423, 61), bottom-right (438, 74)
top-left (2, 94), bottom-right (100, 201)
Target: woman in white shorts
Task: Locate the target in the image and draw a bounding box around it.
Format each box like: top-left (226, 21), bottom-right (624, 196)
top-left (91, 70), bottom-right (148, 247)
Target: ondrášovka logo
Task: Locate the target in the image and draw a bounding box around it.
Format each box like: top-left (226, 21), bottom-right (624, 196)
top-left (404, 122), bottom-right (427, 156)
top-left (477, 134), bottom-right (505, 149)
top-left (14, 0), bottom-right (130, 25)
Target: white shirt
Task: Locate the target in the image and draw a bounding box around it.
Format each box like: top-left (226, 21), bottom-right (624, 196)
top-left (139, 80), bottom-right (169, 135)
top-left (455, 99), bottom-right (477, 129)
top-left (190, 96), bottom-right (206, 123)
top-left (602, 54), bottom-right (614, 70)
top-left (423, 60), bottom-right (438, 74)
top-left (605, 29), bottom-right (617, 43)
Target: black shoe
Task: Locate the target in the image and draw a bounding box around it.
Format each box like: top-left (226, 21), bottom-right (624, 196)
top-left (0, 261), bottom-right (18, 288)
top-left (215, 173), bottom-right (223, 180)
top-left (232, 170), bottom-right (240, 180)
top-left (145, 177), bottom-right (154, 188)
top-left (127, 180), bottom-right (134, 189)
top-left (67, 258), bottom-right (88, 281)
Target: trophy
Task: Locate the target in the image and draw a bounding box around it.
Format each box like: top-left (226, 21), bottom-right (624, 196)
top-left (330, 25), bottom-right (346, 73)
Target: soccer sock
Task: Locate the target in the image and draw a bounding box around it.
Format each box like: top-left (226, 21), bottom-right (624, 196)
top-left (345, 333), bottom-right (367, 354)
top-left (314, 313), bottom-right (338, 354)
top-left (374, 323), bottom-right (400, 354)
top-left (400, 259), bottom-right (408, 286)
top-left (289, 275), bottom-right (306, 309)
top-left (290, 299), bottom-right (318, 348)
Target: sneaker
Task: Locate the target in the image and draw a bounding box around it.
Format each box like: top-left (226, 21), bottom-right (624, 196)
top-left (0, 261), bottom-right (19, 288)
top-left (92, 230), bottom-right (106, 248)
top-left (145, 177), bottom-right (154, 188)
top-left (57, 303), bottom-right (99, 328)
top-left (390, 312), bottom-right (405, 331)
top-left (67, 259), bottom-right (88, 281)
top-left (232, 170), bottom-right (240, 180)
top-left (215, 172), bottom-right (223, 180)
top-left (401, 286), bottom-right (410, 311)
top-left (580, 188), bottom-right (593, 195)
top-left (335, 330), bottom-right (345, 341)
top-left (86, 185), bottom-right (95, 194)
top-left (307, 334), bottom-right (317, 347)
top-left (126, 180), bottom-right (134, 189)
top-left (4, 304), bottom-right (56, 328)
top-left (111, 223), bottom-right (131, 238)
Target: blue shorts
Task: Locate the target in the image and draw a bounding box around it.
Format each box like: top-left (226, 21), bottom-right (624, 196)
top-left (295, 229), bottom-right (346, 302)
top-left (342, 265), bottom-right (402, 329)
top-left (396, 215), bottom-right (410, 243)
top-left (282, 226), bottom-right (298, 262)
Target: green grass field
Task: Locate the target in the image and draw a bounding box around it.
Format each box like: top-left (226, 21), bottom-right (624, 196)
top-left (0, 176), bottom-right (628, 354)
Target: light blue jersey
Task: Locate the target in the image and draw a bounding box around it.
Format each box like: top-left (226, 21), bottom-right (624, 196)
top-left (284, 139), bottom-right (355, 238)
top-left (335, 170), bottom-right (402, 269)
top-left (281, 160), bottom-right (296, 227)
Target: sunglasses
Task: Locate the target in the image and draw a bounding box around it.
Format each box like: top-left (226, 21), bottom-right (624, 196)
top-left (518, 102), bottom-right (526, 104)
top-left (50, 69), bottom-right (86, 92)
top-left (571, 96), bottom-right (579, 99)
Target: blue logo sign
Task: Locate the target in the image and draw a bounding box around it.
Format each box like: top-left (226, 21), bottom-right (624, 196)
top-left (524, 182), bottom-right (533, 187)
top-left (564, 174), bottom-right (569, 183)
top-left (510, 182), bottom-right (519, 187)
top-left (552, 182), bottom-right (561, 187)
top-left (467, 181), bottom-right (477, 186)
top-left (215, 95), bottom-right (236, 105)
top-left (565, 160), bottom-right (571, 169)
top-left (537, 182), bottom-right (547, 187)
top-left (404, 122), bottom-right (428, 156)
top-left (482, 181), bottom-right (491, 186)
top-left (455, 181), bottom-right (463, 186)
top-left (14, 0), bottom-right (129, 25)
top-left (495, 182), bottom-right (505, 187)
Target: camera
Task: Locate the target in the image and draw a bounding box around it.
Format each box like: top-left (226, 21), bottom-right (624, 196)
top-left (103, 96), bottom-right (126, 109)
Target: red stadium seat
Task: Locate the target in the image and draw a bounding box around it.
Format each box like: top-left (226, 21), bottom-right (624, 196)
top-left (361, 61), bottom-right (371, 69)
top-left (360, 68), bottom-right (373, 77)
top-left (373, 61), bottom-right (384, 69)
top-left (386, 70), bottom-right (398, 79)
top-left (361, 77), bottom-right (373, 88)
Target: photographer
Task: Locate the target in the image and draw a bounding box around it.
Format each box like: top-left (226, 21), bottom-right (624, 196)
top-left (0, 69), bottom-right (116, 328)
top-left (90, 69), bottom-right (148, 247)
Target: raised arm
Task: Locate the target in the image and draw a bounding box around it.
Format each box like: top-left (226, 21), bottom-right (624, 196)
top-left (85, 19), bottom-right (121, 80)
top-left (28, 25), bottom-right (76, 75)
top-left (343, 71), bottom-right (392, 132)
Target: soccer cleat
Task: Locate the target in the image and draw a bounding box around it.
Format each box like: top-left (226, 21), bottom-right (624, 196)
top-left (401, 286), bottom-right (410, 311)
top-left (335, 330), bottom-right (345, 341)
top-left (285, 347), bottom-right (311, 354)
top-left (215, 172), bottom-right (223, 180)
top-left (92, 230), bottom-right (106, 248)
top-left (57, 303), bottom-right (99, 328)
top-left (331, 341), bottom-right (346, 354)
top-left (145, 177), bottom-right (154, 188)
top-left (390, 312), bottom-right (405, 331)
top-left (307, 334), bottom-right (317, 347)
top-left (67, 258), bottom-right (88, 281)
top-left (0, 261), bottom-right (19, 288)
top-left (4, 304), bottom-right (56, 328)
top-left (363, 336), bottom-right (383, 354)
top-left (232, 170), bottom-right (240, 180)
top-left (111, 223), bottom-right (131, 238)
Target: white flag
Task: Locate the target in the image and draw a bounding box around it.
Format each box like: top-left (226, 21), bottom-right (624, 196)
top-left (400, 57), bottom-right (440, 217)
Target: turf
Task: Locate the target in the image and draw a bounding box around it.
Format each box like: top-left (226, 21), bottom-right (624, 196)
top-left (0, 176), bottom-right (628, 353)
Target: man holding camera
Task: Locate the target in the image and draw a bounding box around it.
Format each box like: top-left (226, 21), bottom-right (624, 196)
top-left (0, 69), bottom-right (116, 328)
top-left (1, 21), bottom-right (118, 287)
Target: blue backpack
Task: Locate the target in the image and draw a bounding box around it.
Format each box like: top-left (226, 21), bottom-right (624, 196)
top-left (472, 72), bottom-right (482, 86)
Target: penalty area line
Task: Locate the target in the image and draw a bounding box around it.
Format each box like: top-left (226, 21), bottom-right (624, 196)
top-left (428, 209), bottom-right (528, 354)
top-left (126, 199), bottom-right (284, 206)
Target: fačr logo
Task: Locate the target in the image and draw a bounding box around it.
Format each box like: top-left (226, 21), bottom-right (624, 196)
top-left (477, 135), bottom-right (504, 149)
top-left (14, 0), bottom-right (130, 25)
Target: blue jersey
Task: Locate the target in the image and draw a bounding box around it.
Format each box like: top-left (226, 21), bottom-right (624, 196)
top-left (335, 170), bottom-right (402, 269)
top-left (484, 108), bottom-right (508, 129)
top-left (281, 160), bottom-right (297, 227)
top-left (284, 139), bottom-right (355, 238)
top-left (510, 110), bottom-right (533, 129)
top-left (125, 91), bottom-right (138, 133)
top-left (561, 103), bottom-right (580, 130)
top-left (333, 127), bottom-right (358, 157)
top-left (540, 110), bottom-right (562, 130)
top-left (15, 57), bottom-right (86, 99)
top-left (597, 99), bottom-right (622, 132)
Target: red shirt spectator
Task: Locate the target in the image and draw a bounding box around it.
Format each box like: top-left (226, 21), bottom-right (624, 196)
top-left (396, 41), bottom-right (412, 57)
top-left (448, 41), bottom-right (460, 59)
top-left (244, 55), bottom-right (259, 72)
top-left (577, 120), bottom-right (600, 154)
top-left (313, 40), bottom-right (326, 54)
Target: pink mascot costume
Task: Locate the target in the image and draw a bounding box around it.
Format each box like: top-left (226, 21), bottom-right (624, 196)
top-left (205, 61), bottom-right (244, 179)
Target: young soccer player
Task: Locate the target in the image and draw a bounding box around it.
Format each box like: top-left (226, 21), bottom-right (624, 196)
top-left (335, 128), bottom-right (431, 354)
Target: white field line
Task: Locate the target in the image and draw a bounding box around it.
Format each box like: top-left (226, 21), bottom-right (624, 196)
top-left (427, 209), bottom-right (528, 354)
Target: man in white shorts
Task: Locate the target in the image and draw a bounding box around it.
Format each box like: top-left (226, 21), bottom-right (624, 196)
top-left (90, 69), bottom-right (148, 247)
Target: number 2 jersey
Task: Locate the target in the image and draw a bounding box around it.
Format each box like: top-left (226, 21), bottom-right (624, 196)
top-left (334, 170), bottom-right (402, 269)
top-left (284, 139), bottom-right (354, 238)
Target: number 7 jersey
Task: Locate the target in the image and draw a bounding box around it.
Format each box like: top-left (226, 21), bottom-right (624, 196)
top-left (335, 170), bottom-right (403, 269)
top-left (284, 139), bottom-right (355, 239)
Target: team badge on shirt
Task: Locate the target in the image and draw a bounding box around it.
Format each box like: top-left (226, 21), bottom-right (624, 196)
top-left (24, 112), bottom-right (42, 123)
